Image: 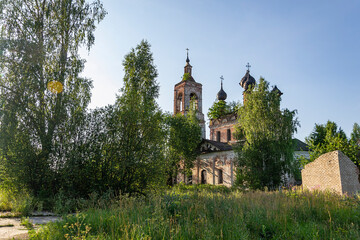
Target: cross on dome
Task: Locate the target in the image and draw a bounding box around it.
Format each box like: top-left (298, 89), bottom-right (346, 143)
top-left (246, 62), bottom-right (251, 71)
top-left (186, 48), bottom-right (190, 63)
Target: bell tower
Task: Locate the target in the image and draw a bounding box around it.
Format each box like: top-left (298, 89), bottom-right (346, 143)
top-left (174, 49), bottom-right (206, 138)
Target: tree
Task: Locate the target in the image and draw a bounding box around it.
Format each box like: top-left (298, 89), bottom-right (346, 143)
top-left (304, 121), bottom-right (360, 167)
top-left (100, 40), bottom-right (166, 195)
top-left (208, 100), bottom-right (231, 119)
top-left (235, 78), bottom-right (299, 190)
top-left (0, 0), bottom-right (106, 196)
top-left (351, 123), bottom-right (360, 144)
top-left (208, 100), bottom-right (240, 119)
top-left (59, 106), bottom-right (113, 197)
top-left (165, 105), bottom-right (202, 185)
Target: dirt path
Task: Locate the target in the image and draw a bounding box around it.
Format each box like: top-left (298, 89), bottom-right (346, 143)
top-left (0, 214), bottom-right (61, 240)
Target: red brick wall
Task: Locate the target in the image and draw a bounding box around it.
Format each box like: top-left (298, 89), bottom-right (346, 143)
top-left (209, 114), bottom-right (237, 144)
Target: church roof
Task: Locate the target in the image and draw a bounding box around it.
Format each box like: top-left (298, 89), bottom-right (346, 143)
top-left (199, 139), bottom-right (233, 153)
top-left (239, 70), bottom-right (256, 91)
top-left (293, 138), bottom-right (309, 151)
top-left (182, 74), bottom-right (195, 82)
top-left (272, 85), bottom-right (283, 96)
top-left (199, 139), bottom-right (308, 154)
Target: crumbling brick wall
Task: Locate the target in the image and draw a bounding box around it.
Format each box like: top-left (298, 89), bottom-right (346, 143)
top-left (302, 150), bottom-right (360, 195)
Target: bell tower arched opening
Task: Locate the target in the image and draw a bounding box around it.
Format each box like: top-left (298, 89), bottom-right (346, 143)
top-left (189, 92), bottom-right (198, 110)
top-left (176, 93), bottom-right (183, 113)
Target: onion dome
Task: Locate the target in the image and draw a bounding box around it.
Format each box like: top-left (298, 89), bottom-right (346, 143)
top-left (217, 76), bottom-right (227, 101)
top-left (239, 70), bottom-right (256, 91)
top-left (272, 85), bottom-right (283, 96)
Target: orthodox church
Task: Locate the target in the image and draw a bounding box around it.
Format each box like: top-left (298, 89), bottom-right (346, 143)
top-left (174, 52), bottom-right (308, 187)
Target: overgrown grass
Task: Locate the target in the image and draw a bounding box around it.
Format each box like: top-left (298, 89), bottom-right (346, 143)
top-left (0, 187), bottom-right (117, 216)
top-left (30, 185), bottom-right (360, 239)
top-left (0, 187), bottom-right (34, 216)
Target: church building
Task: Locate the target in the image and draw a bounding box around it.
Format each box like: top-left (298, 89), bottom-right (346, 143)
top-left (174, 52), bottom-right (308, 187)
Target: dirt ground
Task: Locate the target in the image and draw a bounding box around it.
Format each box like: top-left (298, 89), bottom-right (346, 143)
top-left (0, 213), bottom-right (60, 240)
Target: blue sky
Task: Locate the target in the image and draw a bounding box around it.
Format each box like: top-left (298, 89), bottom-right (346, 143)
top-left (80, 0), bottom-right (360, 141)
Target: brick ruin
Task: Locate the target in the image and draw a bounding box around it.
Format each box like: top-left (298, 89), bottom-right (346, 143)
top-left (302, 150), bottom-right (360, 195)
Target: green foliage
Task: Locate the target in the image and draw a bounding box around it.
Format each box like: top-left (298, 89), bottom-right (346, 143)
top-left (351, 122), bottom-right (360, 144)
top-left (101, 40), bottom-right (166, 195)
top-left (63, 213), bottom-right (92, 240)
top-left (59, 106), bottom-right (114, 197)
top-left (304, 121), bottom-right (360, 166)
top-left (0, 0), bottom-right (106, 196)
top-left (207, 100), bottom-right (240, 119)
top-left (164, 111), bottom-right (201, 185)
top-left (0, 38), bottom-right (169, 199)
top-left (0, 186), bottom-right (36, 216)
top-left (235, 78), bottom-right (299, 190)
top-left (31, 188), bottom-right (360, 239)
top-left (182, 72), bottom-right (191, 81)
top-left (207, 100), bottom-right (230, 119)
top-left (20, 217), bottom-right (34, 230)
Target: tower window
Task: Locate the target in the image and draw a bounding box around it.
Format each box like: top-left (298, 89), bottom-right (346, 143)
top-left (227, 129), bottom-right (231, 141)
top-left (218, 169), bottom-right (223, 184)
top-left (216, 131), bottom-right (221, 142)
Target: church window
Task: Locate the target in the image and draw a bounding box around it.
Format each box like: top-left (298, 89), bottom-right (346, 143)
top-left (216, 131), bottom-right (221, 142)
top-left (201, 170), bottom-right (207, 184)
top-left (227, 129), bottom-right (231, 141)
top-left (218, 169), bottom-right (223, 184)
top-left (189, 93), bottom-right (198, 110)
top-left (177, 93), bottom-right (183, 112)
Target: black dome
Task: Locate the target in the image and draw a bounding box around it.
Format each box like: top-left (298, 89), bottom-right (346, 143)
top-left (240, 70), bottom-right (256, 91)
top-left (217, 79), bottom-right (227, 101)
top-left (217, 87), bottom-right (227, 101)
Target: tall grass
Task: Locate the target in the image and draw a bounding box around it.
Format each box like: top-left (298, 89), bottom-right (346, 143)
top-left (0, 187), bottom-right (35, 216)
top-left (31, 185), bottom-right (360, 239)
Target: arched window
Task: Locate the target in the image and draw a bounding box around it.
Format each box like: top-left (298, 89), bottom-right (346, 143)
top-left (177, 93), bottom-right (183, 112)
top-left (201, 170), bottom-right (207, 184)
top-left (218, 169), bottom-right (223, 184)
top-left (216, 131), bottom-right (221, 142)
top-left (189, 93), bottom-right (198, 110)
top-left (227, 129), bottom-right (231, 142)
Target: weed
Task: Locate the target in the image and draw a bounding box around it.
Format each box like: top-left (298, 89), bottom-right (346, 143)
top-left (20, 217), bottom-right (34, 230)
top-left (63, 213), bottom-right (92, 240)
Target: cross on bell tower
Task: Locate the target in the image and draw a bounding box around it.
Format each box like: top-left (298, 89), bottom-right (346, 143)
top-left (184, 48), bottom-right (192, 75)
top-left (186, 48), bottom-right (190, 63)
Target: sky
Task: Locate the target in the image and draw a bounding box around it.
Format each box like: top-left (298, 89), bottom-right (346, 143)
top-left (80, 0), bottom-right (360, 142)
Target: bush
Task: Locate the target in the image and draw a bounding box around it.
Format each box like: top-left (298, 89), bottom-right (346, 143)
top-left (0, 187), bottom-right (35, 216)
